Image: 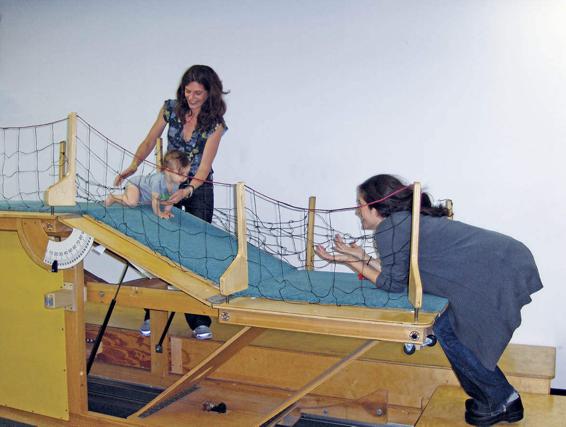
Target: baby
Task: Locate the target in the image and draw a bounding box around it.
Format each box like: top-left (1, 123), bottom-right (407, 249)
top-left (105, 150), bottom-right (190, 219)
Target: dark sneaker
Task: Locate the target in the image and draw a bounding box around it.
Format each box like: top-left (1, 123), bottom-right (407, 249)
top-left (192, 325), bottom-right (213, 340)
top-left (465, 393), bottom-right (523, 426)
top-left (139, 319), bottom-right (151, 337)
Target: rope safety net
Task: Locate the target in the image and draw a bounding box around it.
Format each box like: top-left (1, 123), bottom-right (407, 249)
top-left (0, 116), bottom-right (448, 312)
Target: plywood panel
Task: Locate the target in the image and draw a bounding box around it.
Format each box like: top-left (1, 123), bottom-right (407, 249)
top-left (0, 231), bottom-right (69, 419)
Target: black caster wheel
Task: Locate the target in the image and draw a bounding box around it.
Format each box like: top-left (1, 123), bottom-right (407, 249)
top-left (403, 343), bottom-right (416, 355)
top-left (425, 334), bottom-right (437, 347)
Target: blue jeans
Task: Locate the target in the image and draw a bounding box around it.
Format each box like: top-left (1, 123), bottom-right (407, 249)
top-left (433, 311), bottom-right (514, 411)
top-left (176, 180), bottom-right (213, 330)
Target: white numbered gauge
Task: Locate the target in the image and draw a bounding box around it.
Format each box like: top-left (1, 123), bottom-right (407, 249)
top-left (44, 228), bottom-right (95, 269)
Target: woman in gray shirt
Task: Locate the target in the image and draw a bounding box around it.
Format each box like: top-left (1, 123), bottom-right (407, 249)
top-left (316, 174), bottom-right (543, 426)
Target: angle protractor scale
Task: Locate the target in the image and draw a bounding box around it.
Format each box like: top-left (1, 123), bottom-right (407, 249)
top-left (44, 228), bottom-right (94, 269)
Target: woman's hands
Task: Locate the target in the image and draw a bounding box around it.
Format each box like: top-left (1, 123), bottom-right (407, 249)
top-left (164, 185), bottom-right (193, 205)
top-left (115, 108), bottom-right (167, 187)
top-left (315, 234), bottom-right (367, 265)
top-left (315, 234), bottom-right (380, 283)
top-left (114, 163), bottom-right (138, 187)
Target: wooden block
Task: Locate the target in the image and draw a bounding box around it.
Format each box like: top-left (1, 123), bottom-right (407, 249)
top-left (86, 324), bottom-right (152, 370)
top-left (416, 385), bottom-right (566, 426)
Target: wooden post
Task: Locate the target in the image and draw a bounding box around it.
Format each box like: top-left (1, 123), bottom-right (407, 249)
top-left (219, 182), bottom-right (249, 295)
top-left (155, 137), bottom-right (163, 169)
top-left (305, 196), bottom-right (316, 270)
top-left (446, 199), bottom-right (454, 219)
top-left (64, 264), bottom-right (88, 416)
top-left (58, 140), bottom-right (66, 181)
top-left (44, 112), bottom-right (77, 206)
top-left (408, 182), bottom-right (423, 321)
top-left (149, 309), bottom-right (169, 378)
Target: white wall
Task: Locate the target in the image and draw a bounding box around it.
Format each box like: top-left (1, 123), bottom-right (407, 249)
top-left (2, 0), bottom-right (565, 387)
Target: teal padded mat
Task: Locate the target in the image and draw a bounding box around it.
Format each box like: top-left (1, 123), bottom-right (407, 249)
top-left (0, 200), bottom-right (448, 313)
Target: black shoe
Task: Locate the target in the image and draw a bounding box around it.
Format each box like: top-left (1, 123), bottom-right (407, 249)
top-left (465, 395), bottom-right (523, 426)
top-left (466, 398), bottom-right (490, 413)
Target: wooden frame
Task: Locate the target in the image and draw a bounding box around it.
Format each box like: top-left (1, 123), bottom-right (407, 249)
top-left (0, 114), bottom-right (444, 426)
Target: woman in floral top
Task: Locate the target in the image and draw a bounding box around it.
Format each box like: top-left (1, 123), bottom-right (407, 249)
top-left (115, 65), bottom-right (228, 339)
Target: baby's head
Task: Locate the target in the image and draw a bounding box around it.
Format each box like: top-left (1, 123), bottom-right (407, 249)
top-left (163, 150), bottom-right (191, 184)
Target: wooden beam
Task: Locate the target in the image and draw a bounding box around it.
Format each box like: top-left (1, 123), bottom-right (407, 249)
top-left (86, 282), bottom-right (217, 317)
top-left (131, 326), bottom-right (264, 419)
top-left (60, 215), bottom-right (220, 305)
top-left (260, 340), bottom-right (379, 426)
top-left (217, 297), bottom-right (437, 344)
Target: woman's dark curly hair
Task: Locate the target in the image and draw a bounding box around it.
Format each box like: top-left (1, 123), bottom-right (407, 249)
top-left (358, 174), bottom-right (448, 218)
top-left (175, 65), bottom-right (229, 132)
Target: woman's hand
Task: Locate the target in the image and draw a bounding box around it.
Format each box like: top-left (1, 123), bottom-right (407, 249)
top-left (333, 234), bottom-right (365, 260)
top-left (114, 164), bottom-right (138, 187)
top-left (115, 107), bottom-right (167, 187)
top-left (164, 186), bottom-right (193, 205)
top-left (315, 234), bottom-right (369, 265)
top-left (315, 243), bottom-right (358, 264)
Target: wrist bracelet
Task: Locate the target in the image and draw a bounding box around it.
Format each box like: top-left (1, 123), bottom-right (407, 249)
top-left (186, 184), bottom-right (195, 198)
top-left (366, 256), bottom-right (372, 266)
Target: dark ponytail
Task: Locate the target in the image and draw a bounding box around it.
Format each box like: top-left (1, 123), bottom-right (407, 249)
top-left (358, 174), bottom-right (448, 218)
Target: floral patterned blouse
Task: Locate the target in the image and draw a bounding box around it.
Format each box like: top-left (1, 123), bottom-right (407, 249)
top-left (162, 99), bottom-right (227, 179)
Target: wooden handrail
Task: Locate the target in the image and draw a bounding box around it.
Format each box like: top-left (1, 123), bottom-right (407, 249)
top-left (408, 182), bottom-right (423, 321)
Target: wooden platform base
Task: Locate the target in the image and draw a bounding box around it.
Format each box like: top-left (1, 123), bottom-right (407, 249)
top-left (85, 302), bottom-right (556, 426)
top-left (416, 386), bottom-right (566, 426)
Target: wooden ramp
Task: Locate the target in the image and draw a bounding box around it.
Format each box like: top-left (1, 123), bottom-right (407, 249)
top-left (0, 209), bottom-right (442, 426)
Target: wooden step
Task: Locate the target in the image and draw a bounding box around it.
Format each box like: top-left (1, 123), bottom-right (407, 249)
top-left (416, 385), bottom-right (566, 426)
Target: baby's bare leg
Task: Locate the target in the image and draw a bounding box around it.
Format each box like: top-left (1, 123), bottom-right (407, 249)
top-left (122, 185), bottom-right (141, 207)
top-left (105, 185), bottom-right (140, 207)
top-left (105, 193), bottom-right (121, 207)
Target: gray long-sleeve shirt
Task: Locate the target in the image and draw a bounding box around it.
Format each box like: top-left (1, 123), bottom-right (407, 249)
top-left (375, 211), bottom-right (543, 370)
